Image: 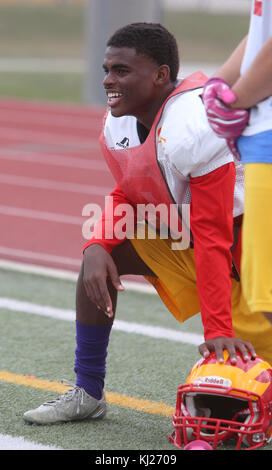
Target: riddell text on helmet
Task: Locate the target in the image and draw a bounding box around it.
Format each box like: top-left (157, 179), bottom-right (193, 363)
top-left (195, 376), bottom-right (232, 388)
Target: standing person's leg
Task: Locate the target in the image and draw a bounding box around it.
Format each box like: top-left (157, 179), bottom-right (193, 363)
top-left (241, 163), bottom-right (272, 315)
top-left (23, 240), bottom-right (155, 424)
top-left (229, 163), bottom-right (272, 365)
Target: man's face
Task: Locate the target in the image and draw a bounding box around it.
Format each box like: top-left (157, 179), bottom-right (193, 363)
top-left (103, 46), bottom-right (160, 122)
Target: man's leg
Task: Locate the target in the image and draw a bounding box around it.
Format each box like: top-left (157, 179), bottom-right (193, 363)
top-left (23, 241), bottom-right (155, 424)
top-left (74, 240), bottom-right (155, 399)
top-left (76, 240), bottom-right (155, 326)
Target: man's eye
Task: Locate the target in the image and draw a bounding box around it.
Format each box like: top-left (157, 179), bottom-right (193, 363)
top-left (117, 69), bottom-right (128, 75)
top-left (103, 68), bottom-right (128, 76)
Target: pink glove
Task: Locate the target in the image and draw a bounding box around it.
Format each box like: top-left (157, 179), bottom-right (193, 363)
top-left (226, 138), bottom-right (241, 160)
top-left (202, 78), bottom-right (249, 140)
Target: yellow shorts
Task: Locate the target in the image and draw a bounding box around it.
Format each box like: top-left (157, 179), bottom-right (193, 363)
top-left (242, 163), bottom-right (272, 313)
top-left (131, 225), bottom-right (272, 364)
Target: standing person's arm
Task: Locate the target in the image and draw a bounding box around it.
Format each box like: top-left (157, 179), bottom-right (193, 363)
top-left (214, 35), bottom-right (248, 85)
top-left (201, 36), bottom-right (249, 146)
top-left (202, 35), bottom-right (272, 138)
top-left (229, 36), bottom-right (272, 108)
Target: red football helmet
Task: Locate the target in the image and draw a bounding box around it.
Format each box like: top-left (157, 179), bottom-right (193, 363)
top-left (169, 351), bottom-right (272, 450)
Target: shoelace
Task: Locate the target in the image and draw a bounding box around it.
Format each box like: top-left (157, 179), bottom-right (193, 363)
top-left (43, 380), bottom-right (85, 414)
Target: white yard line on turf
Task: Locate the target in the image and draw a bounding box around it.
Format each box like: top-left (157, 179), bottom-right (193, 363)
top-left (0, 259), bottom-right (203, 344)
top-left (0, 296), bottom-right (203, 346)
top-left (0, 259), bottom-right (157, 293)
top-left (0, 433), bottom-right (62, 450)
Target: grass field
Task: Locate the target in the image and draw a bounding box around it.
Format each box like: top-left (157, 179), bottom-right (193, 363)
top-left (0, 4), bottom-right (250, 102)
top-left (1, 2), bottom-right (268, 454)
top-left (0, 265), bottom-right (203, 451)
top-left (0, 264), bottom-right (271, 452)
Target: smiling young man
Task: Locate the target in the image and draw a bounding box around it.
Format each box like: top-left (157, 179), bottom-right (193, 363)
top-left (23, 23), bottom-right (266, 426)
top-left (103, 46), bottom-right (175, 128)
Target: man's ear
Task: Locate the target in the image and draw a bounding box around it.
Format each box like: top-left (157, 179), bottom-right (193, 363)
top-left (154, 64), bottom-right (171, 86)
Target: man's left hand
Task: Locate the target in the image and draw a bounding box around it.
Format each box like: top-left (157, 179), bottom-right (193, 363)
top-left (199, 336), bottom-right (257, 364)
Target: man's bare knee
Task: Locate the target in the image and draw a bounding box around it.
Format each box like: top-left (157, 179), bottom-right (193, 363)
top-left (111, 240), bottom-right (155, 276)
top-left (263, 312), bottom-right (272, 324)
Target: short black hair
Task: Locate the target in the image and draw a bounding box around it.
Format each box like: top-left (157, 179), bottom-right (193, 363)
top-left (107, 22), bottom-right (179, 82)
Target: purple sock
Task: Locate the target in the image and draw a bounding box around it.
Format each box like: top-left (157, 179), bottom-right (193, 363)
top-left (74, 321), bottom-right (112, 400)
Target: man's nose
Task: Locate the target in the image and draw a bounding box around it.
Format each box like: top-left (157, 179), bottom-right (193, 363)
top-left (103, 71), bottom-right (116, 88)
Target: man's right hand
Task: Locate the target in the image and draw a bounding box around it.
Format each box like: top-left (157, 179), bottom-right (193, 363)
top-left (83, 244), bottom-right (124, 317)
top-left (198, 336), bottom-right (257, 365)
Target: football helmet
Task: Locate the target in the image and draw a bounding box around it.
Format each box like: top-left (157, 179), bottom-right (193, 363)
top-left (169, 351), bottom-right (272, 450)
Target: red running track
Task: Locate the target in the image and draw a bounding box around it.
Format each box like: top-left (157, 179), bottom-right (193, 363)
top-left (0, 98), bottom-right (118, 274)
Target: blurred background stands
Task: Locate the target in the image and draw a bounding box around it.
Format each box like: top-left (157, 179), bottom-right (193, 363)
top-left (0, 0), bottom-right (251, 105)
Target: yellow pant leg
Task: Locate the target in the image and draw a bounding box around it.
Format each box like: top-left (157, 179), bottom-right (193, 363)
top-left (131, 223), bottom-right (272, 364)
top-left (231, 279), bottom-right (272, 365)
top-left (242, 164), bottom-right (272, 313)
top-left (131, 225), bottom-right (200, 323)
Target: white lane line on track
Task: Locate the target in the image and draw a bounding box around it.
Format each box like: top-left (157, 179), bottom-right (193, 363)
top-left (0, 151), bottom-right (108, 171)
top-left (0, 173), bottom-right (112, 195)
top-left (0, 433), bottom-right (62, 450)
top-left (0, 127), bottom-right (99, 150)
top-left (0, 108), bottom-right (104, 129)
top-left (0, 296), bottom-right (203, 346)
top-left (0, 205), bottom-right (85, 225)
top-left (0, 247), bottom-right (81, 268)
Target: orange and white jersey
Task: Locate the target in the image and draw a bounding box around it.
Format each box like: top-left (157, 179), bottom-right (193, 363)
top-left (88, 77), bottom-right (242, 340)
top-left (104, 87), bottom-right (244, 217)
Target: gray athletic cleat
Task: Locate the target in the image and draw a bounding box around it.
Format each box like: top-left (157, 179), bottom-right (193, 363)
top-left (23, 382), bottom-right (106, 424)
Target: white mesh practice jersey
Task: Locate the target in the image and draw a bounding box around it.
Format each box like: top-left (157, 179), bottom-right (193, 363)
top-left (104, 87), bottom-right (244, 217)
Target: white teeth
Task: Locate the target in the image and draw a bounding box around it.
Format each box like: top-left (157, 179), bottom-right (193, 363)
top-left (108, 92), bottom-right (122, 98)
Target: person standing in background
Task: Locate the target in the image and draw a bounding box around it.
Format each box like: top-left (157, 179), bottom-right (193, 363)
top-left (202, 0), bottom-right (272, 325)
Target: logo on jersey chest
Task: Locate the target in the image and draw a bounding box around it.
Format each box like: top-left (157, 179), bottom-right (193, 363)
top-left (116, 137), bottom-right (130, 148)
